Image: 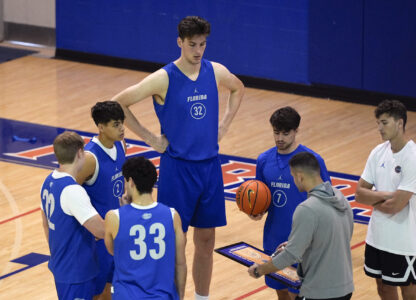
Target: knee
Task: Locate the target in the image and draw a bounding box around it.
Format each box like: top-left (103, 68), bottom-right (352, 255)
top-left (376, 280), bottom-right (396, 297)
top-left (194, 229), bottom-right (215, 253)
top-left (401, 284), bottom-right (416, 300)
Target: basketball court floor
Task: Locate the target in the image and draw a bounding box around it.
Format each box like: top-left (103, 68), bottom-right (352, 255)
top-left (1, 42), bottom-right (414, 299)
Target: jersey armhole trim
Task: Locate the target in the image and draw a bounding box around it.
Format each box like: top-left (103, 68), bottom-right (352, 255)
top-left (84, 151), bottom-right (99, 185)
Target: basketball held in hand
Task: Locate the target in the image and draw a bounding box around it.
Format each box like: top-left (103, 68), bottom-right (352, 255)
top-left (235, 180), bottom-right (271, 216)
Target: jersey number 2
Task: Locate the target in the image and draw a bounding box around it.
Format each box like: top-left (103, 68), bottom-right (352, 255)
top-left (42, 190), bottom-right (56, 230)
top-left (129, 223), bottom-right (166, 260)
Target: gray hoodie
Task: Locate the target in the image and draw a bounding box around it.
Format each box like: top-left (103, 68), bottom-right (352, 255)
top-left (272, 181), bottom-right (354, 299)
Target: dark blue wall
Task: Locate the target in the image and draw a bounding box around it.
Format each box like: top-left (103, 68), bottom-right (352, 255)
top-left (309, 0), bottom-right (363, 89)
top-left (56, 0), bottom-right (416, 98)
top-left (362, 0), bottom-right (416, 97)
top-left (57, 0), bottom-right (310, 84)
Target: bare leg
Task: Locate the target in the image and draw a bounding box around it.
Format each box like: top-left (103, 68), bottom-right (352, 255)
top-left (288, 291), bottom-right (297, 300)
top-left (401, 283), bottom-right (416, 300)
top-left (275, 289), bottom-right (294, 300)
top-left (376, 278), bottom-right (399, 300)
top-left (193, 228), bottom-right (215, 296)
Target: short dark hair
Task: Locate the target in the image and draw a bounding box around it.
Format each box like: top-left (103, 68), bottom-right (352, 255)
top-left (269, 106), bottom-right (301, 132)
top-left (289, 152), bottom-right (320, 174)
top-left (91, 101), bottom-right (125, 126)
top-left (178, 16), bottom-right (210, 40)
top-left (375, 99), bottom-right (407, 130)
top-left (53, 131), bottom-right (84, 164)
top-left (122, 156), bottom-right (157, 194)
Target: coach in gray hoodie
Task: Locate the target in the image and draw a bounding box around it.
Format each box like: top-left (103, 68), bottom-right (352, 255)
top-left (248, 152), bottom-right (354, 300)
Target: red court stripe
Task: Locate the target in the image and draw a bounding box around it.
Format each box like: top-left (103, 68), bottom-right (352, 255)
top-left (351, 240), bottom-right (366, 250)
top-left (0, 207), bottom-right (40, 225)
top-left (233, 285), bottom-right (268, 300)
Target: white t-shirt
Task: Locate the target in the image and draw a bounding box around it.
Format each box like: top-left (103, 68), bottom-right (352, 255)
top-left (361, 140), bottom-right (416, 255)
top-left (41, 170), bottom-right (99, 225)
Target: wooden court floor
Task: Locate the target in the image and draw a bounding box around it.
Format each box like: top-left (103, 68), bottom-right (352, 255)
top-left (1, 45), bottom-right (414, 299)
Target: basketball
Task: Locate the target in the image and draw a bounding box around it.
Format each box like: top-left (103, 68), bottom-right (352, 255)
top-left (235, 180), bottom-right (271, 216)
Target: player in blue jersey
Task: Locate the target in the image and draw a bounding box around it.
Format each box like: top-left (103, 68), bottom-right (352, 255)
top-left (104, 156), bottom-right (187, 299)
top-left (76, 101), bottom-right (126, 300)
top-left (41, 131), bottom-right (105, 300)
top-left (253, 106), bottom-right (330, 300)
top-left (113, 16), bottom-right (244, 299)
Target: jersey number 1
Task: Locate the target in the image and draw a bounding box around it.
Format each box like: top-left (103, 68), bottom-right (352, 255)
top-left (129, 223), bottom-right (166, 260)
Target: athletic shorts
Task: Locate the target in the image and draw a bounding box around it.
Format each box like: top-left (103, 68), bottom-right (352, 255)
top-left (94, 239), bottom-right (114, 295)
top-left (55, 278), bottom-right (95, 300)
top-left (295, 293), bottom-right (352, 300)
top-left (264, 249), bottom-right (299, 294)
top-left (157, 153), bottom-right (226, 232)
top-left (364, 243), bottom-right (416, 286)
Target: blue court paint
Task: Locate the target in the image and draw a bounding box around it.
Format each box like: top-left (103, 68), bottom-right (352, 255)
top-left (0, 253), bottom-right (50, 280)
top-left (0, 118), bottom-right (370, 224)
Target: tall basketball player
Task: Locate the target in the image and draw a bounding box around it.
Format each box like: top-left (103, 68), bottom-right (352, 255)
top-left (113, 16), bottom-right (244, 299)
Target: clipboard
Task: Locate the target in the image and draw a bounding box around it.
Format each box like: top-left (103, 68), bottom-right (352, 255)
top-left (215, 241), bottom-right (301, 289)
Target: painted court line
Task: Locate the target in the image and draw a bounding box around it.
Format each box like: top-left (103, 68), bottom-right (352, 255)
top-left (234, 285), bottom-right (268, 300)
top-left (233, 240), bottom-right (366, 299)
top-left (351, 240), bottom-right (366, 250)
top-left (0, 178), bottom-right (23, 288)
top-left (0, 207), bottom-right (40, 225)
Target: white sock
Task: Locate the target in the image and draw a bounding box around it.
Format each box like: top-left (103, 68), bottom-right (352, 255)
top-left (195, 293), bottom-right (209, 300)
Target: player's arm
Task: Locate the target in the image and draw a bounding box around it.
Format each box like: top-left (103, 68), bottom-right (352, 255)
top-left (112, 70), bottom-right (169, 153)
top-left (249, 206), bottom-right (315, 279)
top-left (354, 178), bottom-right (393, 206)
top-left (376, 159), bottom-right (416, 214)
top-left (41, 210), bottom-right (49, 242)
top-left (173, 209), bottom-right (187, 300)
top-left (373, 190), bottom-right (413, 214)
top-left (62, 185), bottom-right (105, 239)
top-left (104, 210), bottom-right (119, 255)
top-left (83, 214), bottom-right (105, 239)
top-left (212, 62), bottom-right (244, 142)
top-left (75, 152), bottom-right (96, 184)
top-left (248, 261), bottom-right (280, 279)
top-left (318, 156), bottom-right (331, 184)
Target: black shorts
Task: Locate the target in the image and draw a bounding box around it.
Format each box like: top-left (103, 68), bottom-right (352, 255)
top-left (364, 243), bottom-right (416, 286)
top-left (295, 293), bottom-right (352, 300)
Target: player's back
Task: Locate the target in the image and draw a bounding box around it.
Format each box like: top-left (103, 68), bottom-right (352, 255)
top-left (112, 202), bottom-right (179, 299)
top-left (40, 170), bottom-right (98, 283)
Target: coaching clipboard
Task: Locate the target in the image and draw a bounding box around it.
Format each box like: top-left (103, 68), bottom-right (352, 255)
top-left (215, 241), bottom-right (301, 289)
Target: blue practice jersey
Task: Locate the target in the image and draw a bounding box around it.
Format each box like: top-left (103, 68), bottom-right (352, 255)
top-left (83, 139), bottom-right (125, 218)
top-left (154, 59), bottom-right (219, 161)
top-left (112, 203), bottom-right (178, 299)
top-left (40, 173), bottom-right (98, 283)
top-left (256, 145), bottom-right (330, 252)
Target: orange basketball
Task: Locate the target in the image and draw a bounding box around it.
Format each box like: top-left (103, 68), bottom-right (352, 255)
top-left (235, 180), bottom-right (271, 216)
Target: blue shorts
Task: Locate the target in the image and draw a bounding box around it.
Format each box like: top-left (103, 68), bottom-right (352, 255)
top-left (55, 278), bottom-right (95, 300)
top-left (94, 239), bottom-right (114, 295)
top-left (264, 249), bottom-right (299, 294)
top-left (157, 153), bottom-right (226, 232)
